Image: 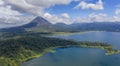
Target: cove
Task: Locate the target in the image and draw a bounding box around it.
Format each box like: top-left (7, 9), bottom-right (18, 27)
top-left (50, 31), bottom-right (120, 49)
top-left (22, 31), bottom-right (120, 66)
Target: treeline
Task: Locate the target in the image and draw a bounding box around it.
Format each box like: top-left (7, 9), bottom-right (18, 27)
top-left (0, 35), bottom-right (78, 66)
top-left (0, 35), bottom-right (119, 66)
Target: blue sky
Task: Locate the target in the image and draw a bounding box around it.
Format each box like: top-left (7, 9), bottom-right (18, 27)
top-left (45, 0), bottom-right (119, 18)
top-left (43, 0), bottom-right (120, 24)
top-left (0, 0), bottom-right (120, 28)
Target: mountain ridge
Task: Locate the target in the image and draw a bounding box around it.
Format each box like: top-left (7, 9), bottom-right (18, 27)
top-left (1, 16), bottom-right (120, 33)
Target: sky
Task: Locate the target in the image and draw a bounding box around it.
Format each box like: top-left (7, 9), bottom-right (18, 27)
top-left (0, 0), bottom-right (120, 28)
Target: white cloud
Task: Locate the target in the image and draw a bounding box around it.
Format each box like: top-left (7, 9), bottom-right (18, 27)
top-left (0, 6), bottom-right (22, 17)
top-left (74, 0), bottom-right (104, 10)
top-left (5, 0), bottom-right (44, 16)
top-left (0, 0), bottom-right (36, 28)
top-left (5, 0), bottom-right (75, 16)
top-left (25, 0), bottom-right (72, 7)
top-left (115, 4), bottom-right (120, 15)
top-left (0, 0), bottom-right (26, 25)
top-left (0, 0), bottom-right (22, 17)
top-left (0, 0), bottom-right (120, 28)
top-left (115, 8), bottom-right (120, 15)
top-left (0, 0), bottom-right (77, 28)
top-left (74, 13), bottom-right (120, 23)
top-left (0, 16), bottom-right (35, 28)
top-left (0, 0), bottom-right (4, 5)
top-left (61, 13), bottom-right (70, 18)
top-left (88, 13), bottom-right (107, 22)
top-left (44, 13), bottom-right (72, 24)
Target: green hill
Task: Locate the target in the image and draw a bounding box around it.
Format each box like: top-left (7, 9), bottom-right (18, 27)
top-left (0, 35), bottom-right (80, 66)
top-left (0, 33), bottom-right (119, 66)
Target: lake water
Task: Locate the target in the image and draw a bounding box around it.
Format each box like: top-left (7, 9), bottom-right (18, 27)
top-left (22, 31), bottom-right (120, 66)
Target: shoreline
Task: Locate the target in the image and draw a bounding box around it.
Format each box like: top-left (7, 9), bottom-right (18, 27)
top-left (22, 44), bottom-right (120, 66)
top-left (43, 31), bottom-right (120, 37)
top-left (1, 31), bottom-right (120, 66)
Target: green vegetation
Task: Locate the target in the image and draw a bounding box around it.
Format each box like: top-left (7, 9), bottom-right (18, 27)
top-left (0, 33), bottom-right (120, 66)
top-left (50, 32), bottom-right (86, 36)
top-left (0, 35), bottom-right (79, 66)
top-left (79, 42), bottom-right (120, 55)
top-left (1, 17), bottom-right (120, 66)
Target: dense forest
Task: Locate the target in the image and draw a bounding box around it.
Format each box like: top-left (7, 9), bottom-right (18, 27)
top-left (0, 33), bottom-right (119, 66)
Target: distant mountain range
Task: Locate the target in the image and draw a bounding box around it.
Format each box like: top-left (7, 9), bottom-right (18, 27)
top-left (1, 16), bottom-right (120, 33)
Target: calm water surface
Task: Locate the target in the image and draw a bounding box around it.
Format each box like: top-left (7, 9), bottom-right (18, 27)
top-left (22, 31), bottom-right (120, 66)
top-left (50, 31), bottom-right (120, 49)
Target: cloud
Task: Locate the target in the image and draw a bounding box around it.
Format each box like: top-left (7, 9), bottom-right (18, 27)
top-left (0, 6), bottom-right (22, 17)
top-left (0, 0), bottom-right (36, 28)
top-left (0, 0), bottom-right (22, 17)
top-left (61, 13), bottom-right (70, 18)
top-left (4, 0), bottom-right (43, 16)
top-left (44, 13), bottom-right (72, 24)
top-left (115, 8), bottom-right (120, 15)
top-left (25, 0), bottom-right (72, 7)
top-left (5, 0), bottom-right (74, 16)
top-left (74, 13), bottom-right (120, 23)
top-left (0, 0), bottom-right (28, 26)
top-left (74, 0), bottom-right (104, 10)
top-left (0, 0), bottom-right (4, 5)
top-left (88, 13), bottom-right (107, 22)
top-left (0, 0), bottom-right (120, 29)
top-left (115, 4), bottom-right (120, 15)
top-left (0, 0), bottom-right (76, 28)
top-left (0, 16), bottom-right (35, 28)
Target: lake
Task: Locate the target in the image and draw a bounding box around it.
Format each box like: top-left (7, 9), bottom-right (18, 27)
top-left (22, 31), bottom-right (120, 66)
